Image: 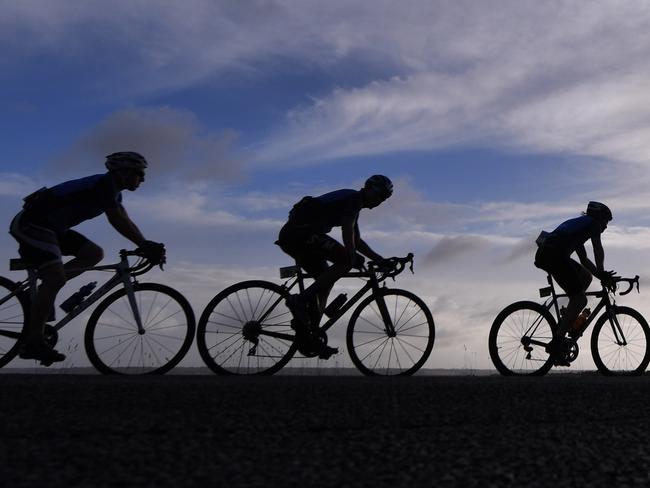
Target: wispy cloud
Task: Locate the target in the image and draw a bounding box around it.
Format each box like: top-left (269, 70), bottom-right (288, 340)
top-left (6, 2), bottom-right (650, 170)
top-left (0, 173), bottom-right (39, 197)
top-left (50, 107), bottom-right (244, 183)
top-left (422, 235), bottom-right (490, 266)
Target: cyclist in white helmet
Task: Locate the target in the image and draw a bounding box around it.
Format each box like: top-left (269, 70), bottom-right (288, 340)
top-left (276, 175), bottom-right (393, 358)
top-left (9, 151), bottom-right (165, 365)
top-left (534, 201), bottom-right (616, 365)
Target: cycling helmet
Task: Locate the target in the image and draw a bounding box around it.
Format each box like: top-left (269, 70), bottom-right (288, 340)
top-left (364, 175), bottom-right (393, 199)
top-left (586, 201), bottom-right (613, 222)
top-left (105, 152), bottom-right (148, 172)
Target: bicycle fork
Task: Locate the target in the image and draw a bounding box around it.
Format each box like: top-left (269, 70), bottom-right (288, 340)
top-left (374, 292), bottom-right (396, 337)
top-left (607, 308), bottom-right (627, 346)
top-left (122, 274), bottom-right (145, 334)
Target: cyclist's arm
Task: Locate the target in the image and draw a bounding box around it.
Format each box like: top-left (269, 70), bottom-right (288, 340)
top-left (355, 223), bottom-right (383, 262)
top-left (591, 234), bottom-right (606, 277)
top-left (106, 205), bottom-right (146, 246)
top-left (341, 215), bottom-right (357, 259)
top-left (575, 244), bottom-right (599, 277)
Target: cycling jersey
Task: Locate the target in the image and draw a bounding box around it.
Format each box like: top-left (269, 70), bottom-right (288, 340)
top-left (541, 215), bottom-right (601, 256)
top-left (9, 173), bottom-right (122, 269)
top-left (25, 173), bottom-right (122, 233)
top-left (289, 189), bottom-right (363, 233)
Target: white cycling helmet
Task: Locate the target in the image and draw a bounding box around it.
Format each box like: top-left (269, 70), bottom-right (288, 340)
top-left (105, 152), bottom-right (148, 172)
top-left (364, 174), bottom-right (393, 199)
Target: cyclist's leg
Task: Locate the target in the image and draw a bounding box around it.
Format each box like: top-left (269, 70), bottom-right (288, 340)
top-left (30, 264), bottom-right (66, 339)
top-left (552, 259), bottom-right (590, 337)
top-left (302, 234), bottom-right (350, 321)
top-left (60, 231), bottom-right (103, 280)
top-left (9, 215), bottom-right (67, 362)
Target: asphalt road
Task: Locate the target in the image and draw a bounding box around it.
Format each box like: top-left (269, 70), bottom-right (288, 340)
top-left (2, 374), bottom-right (650, 487)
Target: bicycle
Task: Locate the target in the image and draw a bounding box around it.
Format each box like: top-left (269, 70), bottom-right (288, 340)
top-left (0, 249), bottom-right (195, 374)
top-left (488, 274), bottom-right (650, 376)
top-left (196, 253), bottom-right (435, 376)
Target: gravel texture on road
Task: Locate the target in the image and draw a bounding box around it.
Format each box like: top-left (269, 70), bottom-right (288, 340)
top-left (2, 374), bottom-right (650, 487)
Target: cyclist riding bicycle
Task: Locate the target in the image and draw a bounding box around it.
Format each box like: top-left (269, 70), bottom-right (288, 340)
top-left (276, 175), bottom-right (393, 359)
top-left (8, 151), bottom-right (165, 365)
top-left (534, 201), bottom-right (616, 365)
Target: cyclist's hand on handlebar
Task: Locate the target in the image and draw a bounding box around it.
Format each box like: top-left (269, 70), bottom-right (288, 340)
top-left (600, 270), bottom-right (617, 290)
top-left (374, 257), bottom-right (395, 273)
top-left (139, 240), bottom-right (166, 266)
top-left (351, 253), bottom-right (366, 270)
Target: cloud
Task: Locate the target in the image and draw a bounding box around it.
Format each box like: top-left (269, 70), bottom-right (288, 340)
top-left (246, 3), bottom-right (650, 168)
top-left (51, 107), bottom-right (244, 183)
top-left (6, 2), bottom-right (650, 172)
top-left (0, 173), bottom-right (39, 197)
top-left (422, 235), bottom-right (491, 266)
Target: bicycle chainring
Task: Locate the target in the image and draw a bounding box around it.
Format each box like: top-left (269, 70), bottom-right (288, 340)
top-left (563, 339), bottom-right (579, 363)
top-left (297, 330), bottom-right (328, 358)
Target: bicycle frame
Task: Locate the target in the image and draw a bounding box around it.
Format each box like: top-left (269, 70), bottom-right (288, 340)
top-left (255, 265), bottom-right (395, 343)
top-left (1, 251), bottom-right (152, 342)
top-left (526, 274), bottom-right (633, 349)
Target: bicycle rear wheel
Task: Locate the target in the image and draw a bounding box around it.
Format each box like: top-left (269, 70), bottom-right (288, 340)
top-left (591, 306), bottom-right (650, 376)
top-left (346, 288), bottom-right (435, 376)
top-left (197, 280), bottom-right (297, 375)
top-left (0, 276), bottom-right (28, 368)
top-left (84, 283), bottom-right (195, 374)
top-left (489, 301), bottom-right (555, 376)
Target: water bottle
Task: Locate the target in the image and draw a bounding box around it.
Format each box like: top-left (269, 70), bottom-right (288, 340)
top-left (570, 308), bottom-right (591, 336)
top-left (60, 282), bottom-right (97, 313)
top-left (324, 293), bottom-right (347, 318)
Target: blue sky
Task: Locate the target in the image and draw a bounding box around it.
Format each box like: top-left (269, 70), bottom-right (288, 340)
top-left (2, 1), bottom-right (650, 370)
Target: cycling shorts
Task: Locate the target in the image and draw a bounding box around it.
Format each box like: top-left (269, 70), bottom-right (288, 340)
top-left (534, 247), bottom-right (585, 296)
top-left (276, 223), bottom-right (347, 278)
top-left (9, 211), bottom-right (90, 270)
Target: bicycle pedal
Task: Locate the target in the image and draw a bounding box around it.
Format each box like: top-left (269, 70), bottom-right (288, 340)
top-left (318, 346), bottom-right (339, 360)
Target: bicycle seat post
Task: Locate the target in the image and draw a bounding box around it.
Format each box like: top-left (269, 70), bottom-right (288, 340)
top-left (27, 268), bottom-right (38, 303)
top-left (295, 260), bottom-right (306, 294)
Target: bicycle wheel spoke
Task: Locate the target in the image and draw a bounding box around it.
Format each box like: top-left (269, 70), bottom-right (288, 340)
top-left (197, 282), bottom-right (296, 375)
top-left (87, 285), bottom-right (193, 374)
top-left (593, 308), bottom-right (650, 375)
top-left (349, 290), bottom-right (434, 376)
top-left (490, 303), bottom-right (553, 376)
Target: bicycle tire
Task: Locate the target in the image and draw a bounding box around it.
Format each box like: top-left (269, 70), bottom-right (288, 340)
top-left (197, 280), bottom-right (297, 375)
top-left (0, 276), bottom-right (28, 368)
top-left (590, 306), bottom-right (650, 376)
top-left (346, 288), bottom-right (435, 376)
top-left (84, 283), bottom-right (195, 375)
top-left (489, 301), bottom-right (555, 376)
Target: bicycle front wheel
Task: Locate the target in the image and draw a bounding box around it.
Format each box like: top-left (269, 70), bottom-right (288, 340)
top-left (196, 280), bottom-right (297, 375)
top-left (84, 283), bottom-right (195, 375)
top-left (347, 289), bottom-right (435, 376)
top-left (489, 301), bottom-right (555, 376)
top-left (591, 306), bottom-right (650, 376)
top-left (0, 276), bottom-right (28, 368)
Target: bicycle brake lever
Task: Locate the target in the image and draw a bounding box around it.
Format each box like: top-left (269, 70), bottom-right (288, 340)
top-left (406, 252), bottom-right (414, 274)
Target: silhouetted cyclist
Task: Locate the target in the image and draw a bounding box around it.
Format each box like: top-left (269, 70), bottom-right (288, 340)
top-left (9, 152), bottom-right (165, 365)
top-left (534, 201), bottom-right (615, 365)
top-left (276, 175), bottom-right (393, 359)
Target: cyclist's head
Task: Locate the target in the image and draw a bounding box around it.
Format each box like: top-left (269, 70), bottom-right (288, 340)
top-left (106, 152), bottom-right (147, 190)
top-left (363, 175), bottom-right (393, 207)
top-left (586, 201), bottom-right (612, 230)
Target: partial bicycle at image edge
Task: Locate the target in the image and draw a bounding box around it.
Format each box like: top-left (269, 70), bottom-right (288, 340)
top-left (489, 273), bottom-right (650, 376)
top-left (196, 253), bottom-right (436, 376)
top-left (0, 249), bottom-right (195, 374)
